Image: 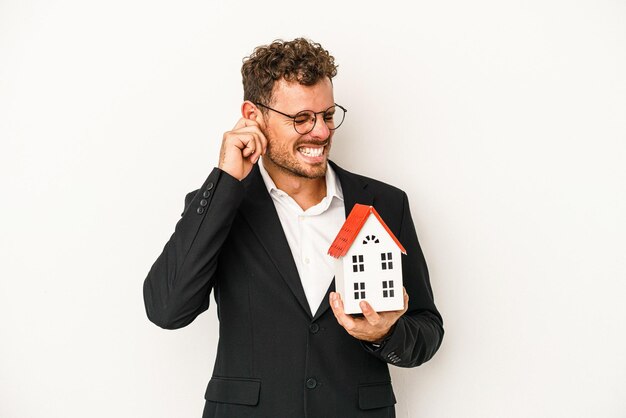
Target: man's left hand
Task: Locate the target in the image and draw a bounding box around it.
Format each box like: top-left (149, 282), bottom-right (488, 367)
top-left (329, 287), bottom-right (409, 343)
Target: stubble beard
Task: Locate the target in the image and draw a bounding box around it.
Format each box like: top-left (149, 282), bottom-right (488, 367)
top-left (263, 133), bottom-right (331, 180)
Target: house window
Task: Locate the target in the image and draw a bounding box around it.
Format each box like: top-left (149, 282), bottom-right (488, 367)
top-left (362, 235), bottom-right (380, 244)
top-left (381, 252), bottom-right (393, 270)
top-left (354, 282), bottom-right (366, 299)
top-left (352, 255), bottom-right (365, 272)
top-left (382, 280), bottom-right (395, 298)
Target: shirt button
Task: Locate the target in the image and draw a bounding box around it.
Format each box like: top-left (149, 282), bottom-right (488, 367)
top-left (306, 378), bottom-right (317, 389)
top-left (206, 182), bottom-right (214, 190)
top-left (310, 323), bottom-right (320, 333)
top-left (203, 190), bottom-right (211, 198)
top-left (197, 207), bottom-right (205, 215)
top-left (200, 199), bottom-right (208, 207)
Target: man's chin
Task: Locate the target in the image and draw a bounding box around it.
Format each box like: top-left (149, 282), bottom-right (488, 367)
top-left (294, 165), bottom-right (327, 180)
top-left (282, 162), bottom-right (327, 180)
top-left (300, 158), bottom-right (328, 178)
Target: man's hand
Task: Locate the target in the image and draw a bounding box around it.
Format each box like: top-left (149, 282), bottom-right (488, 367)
top-left (218, 118), bottom-right (268, 181)
top-left (329, 287), bottom-right (409, 343)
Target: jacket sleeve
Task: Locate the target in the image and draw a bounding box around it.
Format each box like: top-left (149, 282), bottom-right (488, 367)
top-left (363, 192), bottom-right (444, 367)
top-left (143, 168), bottom-right (244, 329)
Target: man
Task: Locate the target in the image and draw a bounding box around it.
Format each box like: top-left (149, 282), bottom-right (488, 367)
top-left (143, 38), bottom-right (443, 418)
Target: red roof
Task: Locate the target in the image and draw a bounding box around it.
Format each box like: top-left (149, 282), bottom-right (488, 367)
top-left (328, 204), bottom-right (406, 258)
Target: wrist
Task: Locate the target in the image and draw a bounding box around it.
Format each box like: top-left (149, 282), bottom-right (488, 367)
top-left (369, 326), bottom-right (395, 348)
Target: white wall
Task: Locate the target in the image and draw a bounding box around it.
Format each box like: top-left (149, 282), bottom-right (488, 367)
top-left (1, 1), bottom-right (624, 417)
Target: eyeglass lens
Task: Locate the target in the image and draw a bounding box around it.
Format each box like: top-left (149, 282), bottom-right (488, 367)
top-left (293, 106), bottom-right (345, 135)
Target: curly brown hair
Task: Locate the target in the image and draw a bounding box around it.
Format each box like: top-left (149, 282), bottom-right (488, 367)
top-left (241, 38), bottom-right (338, 107)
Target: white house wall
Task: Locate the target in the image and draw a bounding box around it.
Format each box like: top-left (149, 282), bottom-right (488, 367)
top-left (340, 215), bottom-right (404, 314)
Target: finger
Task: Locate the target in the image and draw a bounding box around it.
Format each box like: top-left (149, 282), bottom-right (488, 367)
top-left (224, 130), bottom-right (254, 150)
top-left (330, 292), bottom-right (356, 330)
top-left (250, 134), bottom-right (264, 163)
top-left (402, 287), bottom-right (409, 312)
top-left (229, 126), bottom-right (267, 153)
top-left (255, 127), bottom-right (268, 155)
top-left (236, 135), bottom-right (256, 158)
top-left (359, 301), bottom-right (381, 326)
top-left (240, 135), bottom-right (257, 158)
top-left (232, 118), bottom-right (248, 130)
top-left (242, 118), bottom-right (259, 128)
top-left (235, 124), bottom-right (268, 155)
top-left (231, 125), bottom-right (263, 135)
top-left (329, 292), bottom-right (346, 320)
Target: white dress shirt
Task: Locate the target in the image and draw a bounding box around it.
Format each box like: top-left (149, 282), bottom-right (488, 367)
top-left (258, 158), bottom-right (346, 315)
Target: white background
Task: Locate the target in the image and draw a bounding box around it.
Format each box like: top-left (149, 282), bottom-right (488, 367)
top-left (1, 1), bottom-right (625, 417)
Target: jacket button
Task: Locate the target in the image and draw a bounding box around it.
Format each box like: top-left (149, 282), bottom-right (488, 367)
top-left (197, 207), bottom-right (205, 215)
top-left (206, 182), bottom-right (214, 190)
top-left (310, 323), bottom-right (319, 333)
top-left (306, 378), bottom-right (317, 389)
top-left (203, 190), bottom-right (211, 198)
top-left (200, 199), bottom-right (208, 207)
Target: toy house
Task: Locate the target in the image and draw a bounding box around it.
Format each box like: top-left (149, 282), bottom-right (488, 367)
top-left (328, 204), bottom-right (407, 314)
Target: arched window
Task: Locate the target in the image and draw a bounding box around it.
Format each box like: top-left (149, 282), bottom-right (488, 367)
top-left (362, 235), bottom-right (380, 245)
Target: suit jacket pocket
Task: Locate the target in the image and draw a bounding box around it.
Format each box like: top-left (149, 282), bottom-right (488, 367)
top-left (358, 381), bottom-right (397, 410)
top-left (204, 376), bottom-right (261, 406)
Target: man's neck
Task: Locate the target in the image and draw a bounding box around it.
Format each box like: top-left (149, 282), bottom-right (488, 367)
top-left (263, 160), bottom-right (327, 211)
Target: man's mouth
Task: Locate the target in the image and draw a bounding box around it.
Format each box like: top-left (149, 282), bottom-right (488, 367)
top-left (298, 146), bottom-right (325, 158)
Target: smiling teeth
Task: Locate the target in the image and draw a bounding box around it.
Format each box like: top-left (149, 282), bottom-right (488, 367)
top-left (299, 147), bottom-right (323, 157)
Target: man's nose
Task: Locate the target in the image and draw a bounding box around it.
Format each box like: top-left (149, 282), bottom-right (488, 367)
top-left (310, 114), bottom-right (331, 138)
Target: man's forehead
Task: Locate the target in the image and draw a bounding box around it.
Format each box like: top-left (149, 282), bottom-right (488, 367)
top-left (270, 78), bottom-right (334, 110)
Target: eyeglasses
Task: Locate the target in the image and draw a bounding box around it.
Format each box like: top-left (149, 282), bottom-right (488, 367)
top-left (255, 103), bottom-right (347, 135)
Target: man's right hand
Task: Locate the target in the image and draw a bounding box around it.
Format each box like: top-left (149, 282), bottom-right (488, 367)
top-left (218, 118), bottom-right (268, 181)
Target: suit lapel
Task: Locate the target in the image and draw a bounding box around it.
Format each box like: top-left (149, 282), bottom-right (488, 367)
top-left (240, 165), bottom-right (313, 318)
top-left (312, 161), bottom-right (374, 321)
top-left (240, 162), bottom-right (375, 322)
top-left (330, 160), bottom-right (375, 217)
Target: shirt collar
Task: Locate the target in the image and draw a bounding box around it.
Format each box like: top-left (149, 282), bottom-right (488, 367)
top-left (258, 157), bottom-right (344, 203)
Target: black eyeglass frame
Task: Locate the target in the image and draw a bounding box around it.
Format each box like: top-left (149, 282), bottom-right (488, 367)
top-left (254, 102), bottom-right (347, 135)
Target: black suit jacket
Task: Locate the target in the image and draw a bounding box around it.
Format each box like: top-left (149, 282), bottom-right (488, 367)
top-left (143, 161), bottom-right (444, 418)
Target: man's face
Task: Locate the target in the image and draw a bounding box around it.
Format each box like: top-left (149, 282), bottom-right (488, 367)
top-left (261, 77), bottom-right (335, 180)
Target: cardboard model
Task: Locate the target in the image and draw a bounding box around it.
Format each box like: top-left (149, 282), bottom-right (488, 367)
top-left (328, 204), bottom-right (407, 314)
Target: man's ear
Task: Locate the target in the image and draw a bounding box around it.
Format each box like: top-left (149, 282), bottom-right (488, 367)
top-left (241, 101), bottom-right (265, 127)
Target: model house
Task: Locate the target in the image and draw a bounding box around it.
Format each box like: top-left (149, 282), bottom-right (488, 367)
top-left (328, 204), bottom-right (407, 314)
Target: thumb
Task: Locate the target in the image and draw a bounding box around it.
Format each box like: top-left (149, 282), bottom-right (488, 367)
top-left (232, 118), bottom-right (248, 130)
